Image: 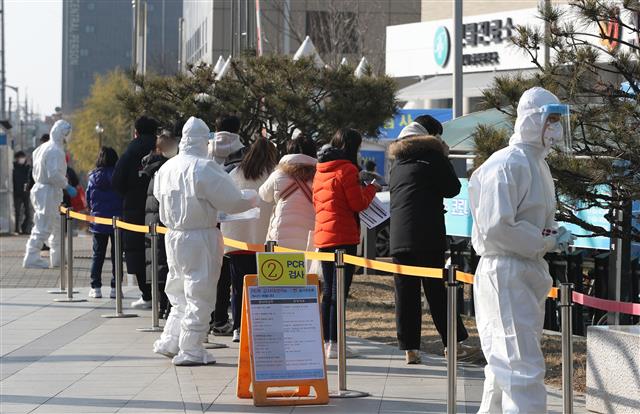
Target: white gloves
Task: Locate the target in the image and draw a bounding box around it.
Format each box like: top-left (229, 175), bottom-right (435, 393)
top-left (542, 226), bottom-right (575, 254)
top-left (240, 189), bottom-right (259, 208)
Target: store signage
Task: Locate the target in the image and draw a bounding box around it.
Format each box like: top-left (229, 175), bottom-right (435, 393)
top-left (463, 18), bottom-right (514, 47)
top-left (434, 26), bottom-right (450, 67)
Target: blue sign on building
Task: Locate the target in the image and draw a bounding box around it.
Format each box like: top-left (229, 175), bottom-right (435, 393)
top-left (360, 150), bottom-right (386, 177)
top-left (378, 109), bottom-right (453, 139)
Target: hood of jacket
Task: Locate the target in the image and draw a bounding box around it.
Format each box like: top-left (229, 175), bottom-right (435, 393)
top-left (50, 120), bottom-right (72, 147)
top-left (180, 116), bottom-right (209, 157)
top-left (211, 131), bottom-right (244, 163)
top-left (389, 135), bottom-right (445, 160)
top-left (317, 145), bottom-right (348, 163)
top-left (397, 122), bottom-right (428, 139)
top-left (90, 167), bottom-right (114, 190)
top-left (141, 152), bottom-right (168, 178)
top-left (278, 154), bottom-right (317, 181)
top-left (509, 87), bottom-right (560, 155)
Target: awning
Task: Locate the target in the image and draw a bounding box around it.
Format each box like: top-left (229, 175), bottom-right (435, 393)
top-left (396, 70), bottom-right (538, 101)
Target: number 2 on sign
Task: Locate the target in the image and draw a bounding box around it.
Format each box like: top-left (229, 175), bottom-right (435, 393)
top-left (261, 259), bottom-right (284, 281)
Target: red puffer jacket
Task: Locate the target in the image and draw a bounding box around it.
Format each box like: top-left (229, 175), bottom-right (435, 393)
top-left (313, 150), bottom-right (377, 248)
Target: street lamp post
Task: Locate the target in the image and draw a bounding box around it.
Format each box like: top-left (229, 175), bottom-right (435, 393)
top-left (95, 122), bottom-right (104, 148)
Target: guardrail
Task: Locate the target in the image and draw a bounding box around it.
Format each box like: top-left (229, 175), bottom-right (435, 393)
top-left (57, 205), bottom-right (640, 413)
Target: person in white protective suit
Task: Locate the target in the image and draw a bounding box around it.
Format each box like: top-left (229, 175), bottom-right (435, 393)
top-left (469, 87), bottom-right (573, 413)
top-left (152, 116), bottom-right (257, 366)
top-left (23, 120), bottom-right (72, 269)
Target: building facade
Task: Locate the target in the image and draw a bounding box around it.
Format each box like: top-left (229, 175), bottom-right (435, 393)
top-left (61, 0), bottom-right (182, 114)
top-left (180, 0), bottom-right (421, 73)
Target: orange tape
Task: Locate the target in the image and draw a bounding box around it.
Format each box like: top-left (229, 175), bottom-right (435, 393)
top-left (344, 254), bottom-right (443, 279)
top-left (115, 220), bottom-right (149, 234)
top-left (59, 206), bottom-right (68, 214)
top-left (223, 237), bottom-right (265, 253)
top-left (157, 226), bottom-right (168, 235)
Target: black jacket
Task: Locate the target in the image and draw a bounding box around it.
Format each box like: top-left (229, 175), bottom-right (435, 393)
top-left (12, 162), bottom-right (31, 196)
top-left (63, 166), bottom-right (80, 207)
top-left (112, 133), bottom-right (156, 273)
top-left (140, 152), bottom-right (168, 283)
top-left (389, 136), bottom-right (461, 255)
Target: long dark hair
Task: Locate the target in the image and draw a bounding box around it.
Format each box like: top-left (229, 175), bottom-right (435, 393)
top-left (95, 146), bottom-right (118, 168)
top-left (330, 128), bottom-right (362, 166)
top-left (239, 137), bottom-right (277, 180)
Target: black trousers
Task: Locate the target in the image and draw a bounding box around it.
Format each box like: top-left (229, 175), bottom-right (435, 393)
top-left (13, 193), bottom-right (31, 234)
top-left (211, 256), bottom-right (231, 326)
top-left (393, 251), bottom-right (469, 350)
top-left (229, 253), bottom-right (257, 331)
top-left (319, 244), bottom-right (357, 342)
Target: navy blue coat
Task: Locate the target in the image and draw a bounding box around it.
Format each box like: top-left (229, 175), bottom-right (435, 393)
top-left (86, 167), bottom-right (123, 234)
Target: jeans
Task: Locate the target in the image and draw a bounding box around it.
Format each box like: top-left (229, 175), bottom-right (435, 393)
top-left (229, 253), bottom-right (257, 331)
top-left (319, 244), bottom-right (357, 342)
top-left (13, 193), bottom-right (32, 234)
top-left (393, 251), bottom-right (469, 349)
top-left (90, 232), bottom-right (116, 289)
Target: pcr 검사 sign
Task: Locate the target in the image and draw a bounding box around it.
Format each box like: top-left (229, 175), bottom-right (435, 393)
top-left (257, 252), bottom-right (307, 286)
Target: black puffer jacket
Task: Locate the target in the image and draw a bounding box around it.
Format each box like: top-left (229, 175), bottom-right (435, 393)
top-left (112, 134), bottom-right (156, 274)
top-left (140, 153), bottom-right (169, 283)
top-left (389, 136), bottom-right (461, 255)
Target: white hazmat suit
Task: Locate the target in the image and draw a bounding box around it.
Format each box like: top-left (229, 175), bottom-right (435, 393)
top-left (23, 120), bottom-right (71, 269)
top-left (469, 87), bottom-right (562, 413)
top-left (152, 117), bottom-right (257, 365)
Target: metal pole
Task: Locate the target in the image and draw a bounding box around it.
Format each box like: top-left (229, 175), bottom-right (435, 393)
top-left (560, 283), bottom-right (574, 414)
top-left (55, 209), bottom-right (86, 302)
top-left (1, 0), bottom-right (5, 120)
top-left (452, 0), bottom-right (463, 119)
top-left (49, 208), bottom-right (68, 294)
top-left (330, 249), bottom-right (369, 398)
top-left (137, 222), bottom-right (162, 331)
top-left (102, 217), bottom-right (137, 318)
top-left (543, 0), bottom-right (551, 66)
top-left (446, 264), bottom-right (459, 414)
top-left (265, 240), bottom-right (277, 253)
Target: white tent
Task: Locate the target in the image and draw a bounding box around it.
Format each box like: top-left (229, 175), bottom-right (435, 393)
top-left (293, 36), bottom-right (325, 68)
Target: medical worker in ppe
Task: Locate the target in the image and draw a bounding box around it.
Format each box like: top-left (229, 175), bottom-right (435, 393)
top-left (23, 120), bottom-right (72, 269)
top-left (469, 87), bottom-right (573, 413)
top-left (152, 116), bottom-right (258, 366)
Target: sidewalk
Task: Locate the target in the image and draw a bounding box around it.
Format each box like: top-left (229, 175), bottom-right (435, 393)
top-left (1, 234), bottom-right (586, 413)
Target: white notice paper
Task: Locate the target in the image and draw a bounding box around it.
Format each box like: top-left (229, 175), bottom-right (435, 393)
top-left (359, 193), bottom-right (390, 229)
top-left (248, 286), bottom-right (325, 382)
top-left (217, 207), bottom-right (260, 223)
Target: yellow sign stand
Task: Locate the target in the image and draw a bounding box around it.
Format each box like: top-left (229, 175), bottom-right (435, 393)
top-left (236, 274), bottom-right (329, 406)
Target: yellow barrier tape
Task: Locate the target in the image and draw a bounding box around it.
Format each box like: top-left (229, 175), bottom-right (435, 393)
top-left (59, 207), bottom-right (563, 299)
top-left (116, 220), bottom-right (149, 234)
top-left (344, 254), bottom-right (443, 278)
top-left (223, 237), bottom-right (265, 252)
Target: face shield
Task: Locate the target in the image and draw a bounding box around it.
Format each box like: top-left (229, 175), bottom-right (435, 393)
top-left (540, 103), bottom-right (572, 154)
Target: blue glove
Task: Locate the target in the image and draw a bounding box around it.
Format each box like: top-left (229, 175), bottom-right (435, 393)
top-left (66, 185), bottom-right (77, 198)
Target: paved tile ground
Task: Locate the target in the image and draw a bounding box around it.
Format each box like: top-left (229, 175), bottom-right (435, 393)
top-left (1, 234), bottom-right (587, 413)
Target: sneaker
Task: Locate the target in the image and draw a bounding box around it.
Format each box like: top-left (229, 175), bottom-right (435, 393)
top-left (444, 342), bottom-right (484, 363)
top-left (232, 329), bottom-right (240, 343)
top-left (326, 342), bottom-right (359, 360)
top-left (88, 288), bottom-right (102, 298)
top-left (131, 297), bottom-right (152, 309)
top-left (211, 320), bottom-right (233, 336)
top-left (110, 288), bottom-right (117, 299)
top-left (405, 350), bottom-right (421, 364)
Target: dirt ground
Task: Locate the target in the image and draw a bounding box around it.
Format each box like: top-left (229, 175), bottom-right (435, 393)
top-left (346, 273), bottom-right (587, 393)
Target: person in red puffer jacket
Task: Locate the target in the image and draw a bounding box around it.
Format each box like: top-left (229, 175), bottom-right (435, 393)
top-left (313, 128), bottom-right (380, 359)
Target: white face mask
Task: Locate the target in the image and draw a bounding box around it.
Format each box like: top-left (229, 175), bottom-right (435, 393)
top-left (162, 147), bottom-right (178, 158)
top-left (17, 157), bottom-right (26, 164)
top-left (542, 122), bottom-right (563, 148)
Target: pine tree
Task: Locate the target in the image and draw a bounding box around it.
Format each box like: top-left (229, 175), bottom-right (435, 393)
top-left (476, 0), bottom-right (640, 242)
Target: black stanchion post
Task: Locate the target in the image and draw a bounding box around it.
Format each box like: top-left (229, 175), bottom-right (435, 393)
top-left (48, 207), bottom-right (68, 294)
top-left (55, 208), bottom-right (85, 303)
top-left (102, 216), bottom-right (137, 318)
top-left (138, 222), bottom-right (162, 332)
top-left (330, 249), bottom-right (369, 399)
top-left (445, 264), bottom-right (458, 414)
top-left (265, 240), bottom-right (277, 253)
top-left (560, 283), bottom-right (574, 414)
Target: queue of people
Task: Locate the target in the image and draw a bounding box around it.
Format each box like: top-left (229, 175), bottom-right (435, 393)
top-left (18, 86), bottom-right (571, 413)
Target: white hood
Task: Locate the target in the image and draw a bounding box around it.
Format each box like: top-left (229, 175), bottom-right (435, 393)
top-left (279, 153), bottom-right (317, 166)
top-left (50, 120), bottom-right (72, 147)
top-left (180, 117), bottom-right (210, 158)
top-left (210, 131), bottom-right (244, 164)
top-left (397, 122), bottom-right (428, 139)
top-left (509, 87), bottom-right (560, 151)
